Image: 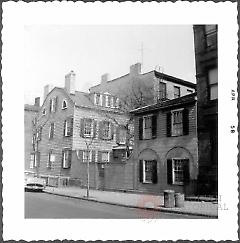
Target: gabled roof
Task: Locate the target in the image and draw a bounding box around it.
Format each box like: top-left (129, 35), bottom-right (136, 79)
top-left (70, 91), bottom-right (94, 108)
top-left (130, 92), bottom-right (197, 115)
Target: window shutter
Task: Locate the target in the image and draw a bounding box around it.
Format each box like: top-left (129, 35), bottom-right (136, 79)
top-left (183, 108), bottom-right (189, 135)
top-left (116, 126), bottom-right (120, 144)
top-left (139, 117), bottom-right (143, 140)
top-left (183, 159), bottom-right (190, 184)
top-left (167, 159), bottom-right (173, 184)
top-left (152, 160), bottom-right (158, 184)
top-left (70, 117), bottom-right (74, 136)
top-left (166, 112), bottom-right (172, 137)
top-left (68, 150), bottom-right (72, 168)
top-left (54, 96), bottom-right (58, 112)
top-left (152, 114), bottom-right (157, 139)
top-left (91, 150), bottom-right (95, 163)
top-left (98, 151), bottom-right (102, 163)
top-left (62, 150), bottom-right (65, 168)
top-left (36, 152), bottom-right (40, 167)
top-left (98, 121), bottom-right (103, 139)
top-left (63, 120), bottom-right (66, 136)
top-left (80, 118), bottom-right (85, 137)
top-left (49, 99), bottom-right (52, 112)
top-left (109, 151), bottom-right (113, 163)
top-left (139, 160), bottom-right (143, 182)
top-left (38, 127), bottom-right (42, 141)
top-left (102, 95), bottom-right (106, 107)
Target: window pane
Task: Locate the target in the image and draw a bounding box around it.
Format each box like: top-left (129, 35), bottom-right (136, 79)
top-left (144, 161), bottom-right (153, 182)
top-left (208, 68), bottom-right (218, 84)
top-left (210, 85), bottom-right (218, 100)
top-left (102, 152), bottom-right (109, 162)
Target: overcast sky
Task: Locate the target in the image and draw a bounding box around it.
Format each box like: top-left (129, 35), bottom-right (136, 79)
top-left (24, 25), bottom-right (196, 105)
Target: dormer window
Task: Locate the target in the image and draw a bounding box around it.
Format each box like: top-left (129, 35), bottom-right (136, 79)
top-left (105, 95), bottom-right (111, 107)
top-left (116, 98), bottom-right (120, 108)
top-left (111, 97), bottom-right (115, 108)
top-left (62, 100), bottom-right (67, 110)
top-left (94, 93), bottom-right (101, 106)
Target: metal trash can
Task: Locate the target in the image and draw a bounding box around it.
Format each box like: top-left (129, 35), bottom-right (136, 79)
top-left (164, 190), bottom-right (175, 208)
top-left (175, 192), bottom-right (184, 207)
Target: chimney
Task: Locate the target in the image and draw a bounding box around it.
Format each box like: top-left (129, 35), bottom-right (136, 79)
top-left (101, 73), bottom-right (110, 84)
top-left (130, 63), bottom-right (141, 76)
top-left (44, 84), bottom-right (53, 100)
top-left (34, 97), bottom-right (40, 107)
top-left (65, 70), bottom-right (76, 94)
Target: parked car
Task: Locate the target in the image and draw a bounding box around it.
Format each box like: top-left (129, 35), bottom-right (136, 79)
top-left (24, 171), bottom-right (46, 192)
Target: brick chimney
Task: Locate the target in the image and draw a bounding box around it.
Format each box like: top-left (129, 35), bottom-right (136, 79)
top-left (130, 63), bottom-right (141, 76)
top-left (44, 84), bottom-right (53, 100)
top-left (34, 97), bottom-right (40, 107)
top-left (65, 70), bottom-right (76, 94)
top-left (101, 73), bottom-right (110, 84)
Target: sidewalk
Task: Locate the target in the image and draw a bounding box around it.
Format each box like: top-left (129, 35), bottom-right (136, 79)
top-left (44, 186), bottom-right (218, 218)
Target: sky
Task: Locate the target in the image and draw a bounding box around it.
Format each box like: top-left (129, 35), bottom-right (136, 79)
top-left (24, 25), bottom-right (196, 105)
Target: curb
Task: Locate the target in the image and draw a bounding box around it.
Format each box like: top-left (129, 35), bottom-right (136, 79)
top-left (44, 190), bottom-right (218, 219)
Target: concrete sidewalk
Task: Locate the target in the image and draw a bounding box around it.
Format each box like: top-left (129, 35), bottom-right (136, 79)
top-left (44, 186), bottom-right (218, 218)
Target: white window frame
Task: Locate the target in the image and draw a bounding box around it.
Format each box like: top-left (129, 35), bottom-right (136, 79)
top-left (47, 151), bottom-right (55, 168)
top-left (172, 158), bottom-right (186, 185)
top-left (208, 68), bottom-right (218, 100)
top-left (143, 115), bottom-right (153, 140)
top-left (143, 160), bottom-right (154, 184)
top-left (102, 121), bottom-right (111, 139)
top-left (49, 123), bottom-right (54, 139)
top-left (83, 150), bottom-right (92, 163)
top-left (102, 151), bottom-right (110, 163)
top-left (171, 108), bottom-right (184, 137)
top-left (157, 80), bottom-right (167, 100)
top-left (62, 99), bottom-right (67, 110)
top-left (111, 97), bottom-right (114, 108)
top-left (94, 93), bottom-right (101, 106)
top-left (105, 95), bottom-right (110, 107)
top-left (116, 98), bottom-right (120, 108)
top-left (30, 154), bottom-right (35, 169)
top-left (119, 129), bottom-right (127, 145)
top-left (174, 86), bottom-right (181, 99)
top-left (84, 119), bottom-right (94, 138)
top-left (62, 149), bottom-right (71, 169)
top-left (64, 119), bottom-right (72, 137)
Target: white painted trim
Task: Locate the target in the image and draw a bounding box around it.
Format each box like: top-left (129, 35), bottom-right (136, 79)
top-left (62, 99), bottom-right (68, 110)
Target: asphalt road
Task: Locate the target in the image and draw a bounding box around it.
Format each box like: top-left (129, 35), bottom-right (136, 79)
top-left (25, 191), bottom-right (205, 219)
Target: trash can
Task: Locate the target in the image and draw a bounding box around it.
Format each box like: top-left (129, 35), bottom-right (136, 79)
top-left (175, 192), bottom-right (184, 207)
top-left (164, 190), bottom-right (175, 208)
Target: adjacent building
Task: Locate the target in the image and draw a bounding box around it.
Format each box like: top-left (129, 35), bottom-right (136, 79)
top-left (193, 25), bottom-right (218, 196)
top-left (130, 93), bottom-right (198, 195)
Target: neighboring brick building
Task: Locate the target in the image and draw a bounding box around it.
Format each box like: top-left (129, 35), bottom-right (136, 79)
top-left (193, 25), bottom-right (218, 196)
top-left (130, 93), bottom-right (198, 195)
top-left (24, 98), bottom-right (40, 171)
top-left (29, 71), bottom-right (134, 189)
top-left (89, 63), bottom-right (196, 110)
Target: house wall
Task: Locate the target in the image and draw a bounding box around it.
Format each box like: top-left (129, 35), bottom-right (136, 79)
top-left (133, 103), bottom-right (198, 195)
top-left (36, 88), bottom-right (74, 183)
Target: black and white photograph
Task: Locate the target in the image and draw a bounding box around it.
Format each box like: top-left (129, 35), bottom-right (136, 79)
top-left (2, 1), bottom-right (238, 241)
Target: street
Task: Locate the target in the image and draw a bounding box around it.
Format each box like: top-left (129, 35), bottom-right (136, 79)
top-left (25, 192), bottom-right (205, 219)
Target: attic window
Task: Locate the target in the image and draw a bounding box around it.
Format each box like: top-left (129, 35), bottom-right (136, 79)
top-left (42, 108), bottom-right (46, 116)
top-left (62, 100), bottom-right (67, 110)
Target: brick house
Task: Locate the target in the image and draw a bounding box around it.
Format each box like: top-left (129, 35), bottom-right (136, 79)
top-left (193, 25), bottom-right (218, 196)
top-left (29, 71), bottom-right (134, 189)
top-left (130, 93), bottom-right (198, 195)
top-left (24, 98), bottom-right (40, 171)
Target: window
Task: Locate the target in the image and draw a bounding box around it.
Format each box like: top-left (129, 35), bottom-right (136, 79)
top-left (119, 129), bottom-right (126, 144)
top-left (111, 97), bottom-right (115, 108)
top-left (49, 123), bottom-right (54, 139)
top-left (172, 109), bottom-right (183, 136)
top-left (102, 151), bottom-right (110, 162)
top-left (208, 68), bottom-right (218, 100)
top-left (167, 158), bottom-right (189, 185)
top-left (102, 121), bottom-right (111, 139)
top-left (84, 119), bottom-right (93, 137)
top-left (116, 98), bottom-right (120, 108)
top-left (42, 108), bottom-right (46, 116)
top-left (105, 95), bottom-right (111, 107)
top-left (62, 100), bottom-right (67, 109)
top-left (139, 160), bottom-right (157, 184)
top-left (95, 93), bottom-right (101, 105)
top-left (64, 117), bottom-right (73, 137)
top-left (205, 25), bottom-right (217, 48)
top-left (83, 150), bottom-right (92, 163)
top-left (140, 115), bottom-right (157, 140)
top-left (30, 154), bottom-right (35, 169)
top-left (187, 89), bottom-right (193, 94)
top-left (174, 86), bottom-right (180, 99)
top-left (143, 116), bottom-right (152, 139)
top-left (47, 151), bottom-right (55, 168)
top-left (30, 152), bottom-right (40, 168)
top-left (36, 127), bottom-right (42, 141)
top-left (158, 81), bottom-right (167, 100)
top-left (62, 149), bottom-right (72, 169)
top-left (50, 97), bottom-right (57, 113)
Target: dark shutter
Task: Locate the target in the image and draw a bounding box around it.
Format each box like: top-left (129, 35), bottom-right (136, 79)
top-left (166, 112), bottom-right (172, 137)
top-left (68, 150), bottom-right (72, 168)
top-left (167, 159), bottom-right (173, 184)
top-left (91, 150), bottom-right (96, 163)
top-left (93, 120), bottom-right (97, 138)
top-left (62, 150), bottom-right (65, 168)
top-left (110, 123), bottom-right (114, 140)
top-left (80, 118), bottom-right (85, 137)
top-left (183, 159), bottom-right (190, 184)
top-left (70, 117), bottom-right (74, 136)
top-left (98, 151), bottom-right (102, 163)
top-left (115, 126), bottom-right (120, 144)
top-left (54, 96), bottom-right (58, 112)
top-left (36, 152), bottom-right (40, 167)
top-left (139, 160), bottom-right (143, 182)
top-left (63, 120), bottom-right (66, 136)
top-left (183, 108), bottom-right (189, 135)
top-left (102, 95), bottom-right (106, 107)
top-left (49, 99), bottom-right (52, 112)
top-left (152, 114), bottom-right (157, 139)
top-left (98, 121), bottom-right (103, 139)
top-left (152, 160), bottom-right (158, 184)
top-left (109, 151), bottom-right (113, 163)
top-left (139, 117), bottom-right (143, 140)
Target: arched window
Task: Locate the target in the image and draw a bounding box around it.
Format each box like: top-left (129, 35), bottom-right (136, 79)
top-left (62, 100), bottom-right (67, 110)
